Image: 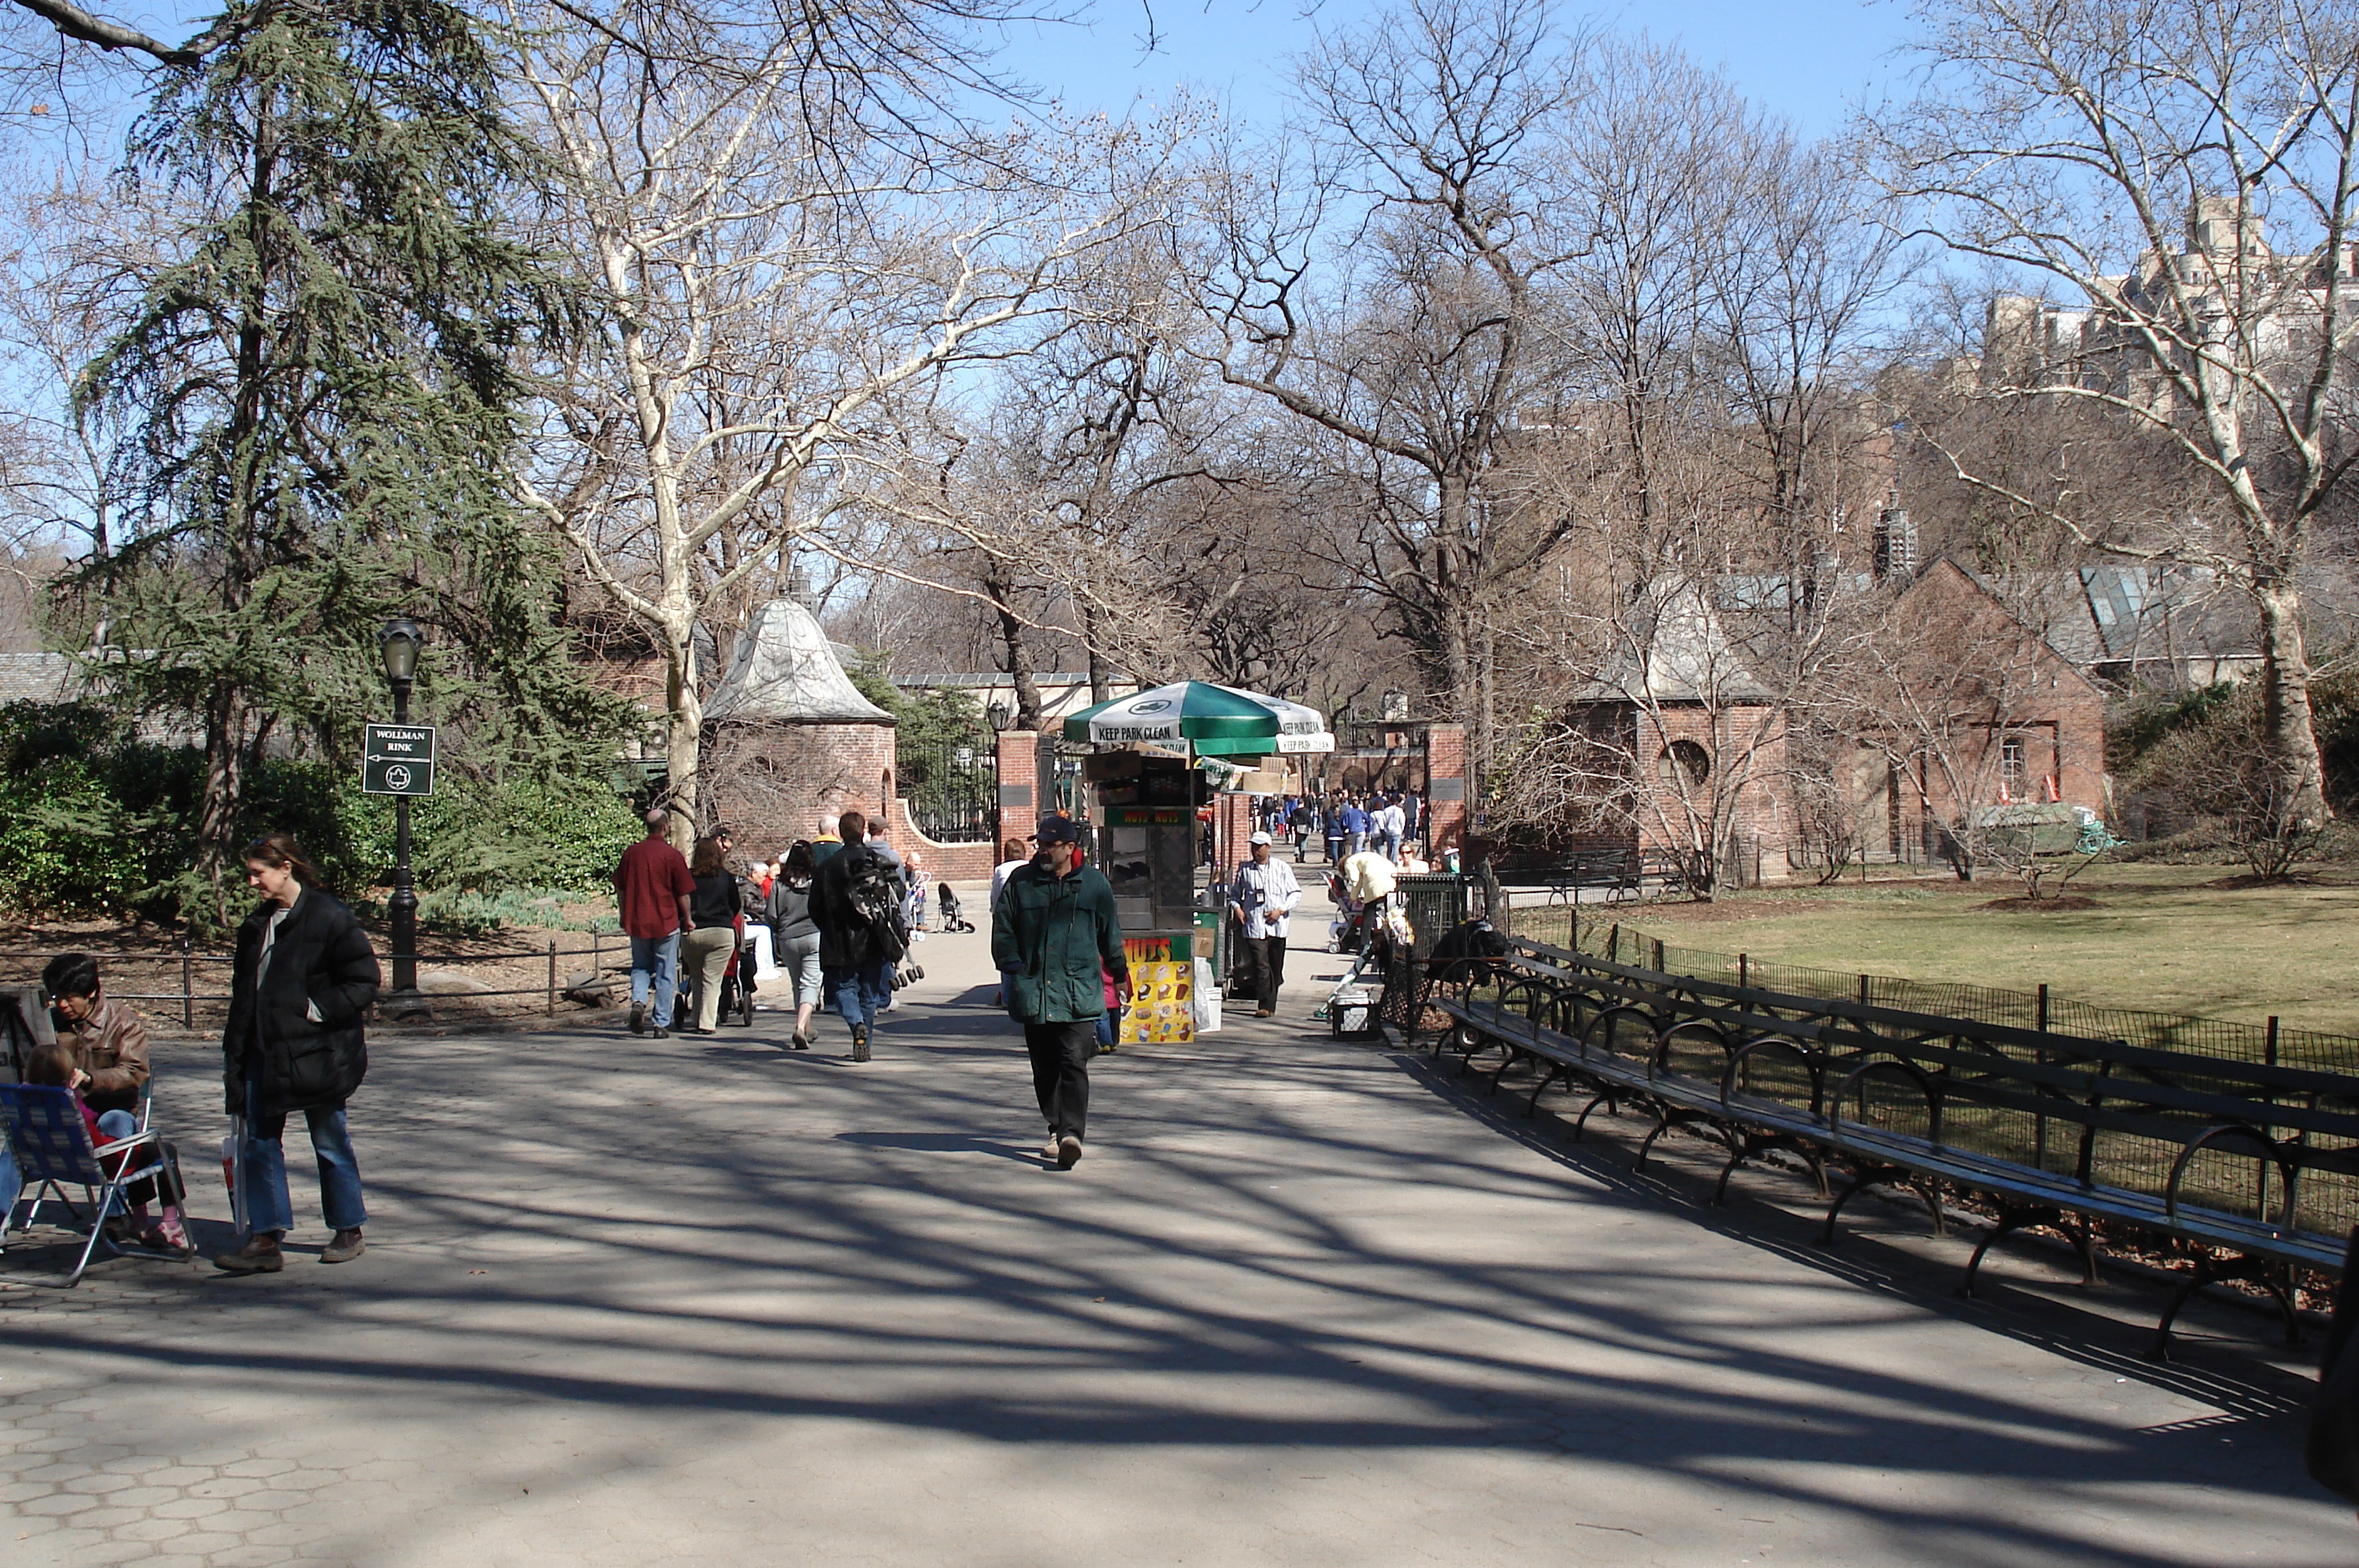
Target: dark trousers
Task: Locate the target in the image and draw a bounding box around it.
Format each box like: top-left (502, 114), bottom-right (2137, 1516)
top-left (1025, 1020), bottom-right (1097, 1142)
top-left (1241, 934), bottom-right (1287, 1010)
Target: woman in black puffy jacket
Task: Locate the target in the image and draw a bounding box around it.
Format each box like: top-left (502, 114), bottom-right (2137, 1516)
top-left (215, 833), bottom-right (382, 1274)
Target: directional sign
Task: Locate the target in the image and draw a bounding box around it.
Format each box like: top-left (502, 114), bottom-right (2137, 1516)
top-left (362, 724), bottom-right (437, 797)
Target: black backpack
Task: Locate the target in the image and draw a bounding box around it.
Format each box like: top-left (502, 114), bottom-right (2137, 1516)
top-left (846, 854), bottom-right (910, 962)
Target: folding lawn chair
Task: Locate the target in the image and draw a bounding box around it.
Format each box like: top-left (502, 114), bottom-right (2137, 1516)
top-left (0, 1082), bottom-right (184, 1287)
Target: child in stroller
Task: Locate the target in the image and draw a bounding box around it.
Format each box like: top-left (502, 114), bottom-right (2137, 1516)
top-left (937, 881), bottom-right (976, 933)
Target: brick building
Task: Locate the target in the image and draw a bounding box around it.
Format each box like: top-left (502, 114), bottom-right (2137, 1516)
top-left (701, 597), bottom-right (998, 878)
top-left (1555, 579), bottom-right (1793, 882)
top-left (1852, 559), bottom-right (2110, 863)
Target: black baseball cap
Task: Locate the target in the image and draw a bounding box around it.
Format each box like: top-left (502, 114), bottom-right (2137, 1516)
top-left (1035, 814), bottom-right (1082, 844)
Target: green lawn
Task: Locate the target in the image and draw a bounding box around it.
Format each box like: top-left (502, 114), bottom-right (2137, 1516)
top-left (1560, 863), bottom-right (2359, 1037)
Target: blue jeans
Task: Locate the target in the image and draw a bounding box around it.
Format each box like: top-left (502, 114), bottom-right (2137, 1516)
top-left (1382, 830), bottom-right (1403, 861)
top-left (241, 1081), bottom-right (366, 1235)
top-left (629, 932), bottom-right (681, 1029)
top-left (825, 959), bottom-right (891, 1031)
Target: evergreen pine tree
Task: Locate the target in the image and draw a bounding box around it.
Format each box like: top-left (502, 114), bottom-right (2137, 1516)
top-left (68, 0), bottom-right (621, 919)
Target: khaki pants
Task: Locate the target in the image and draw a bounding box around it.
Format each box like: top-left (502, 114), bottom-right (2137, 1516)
top-left (680, 926), bottom-right (737, 1030)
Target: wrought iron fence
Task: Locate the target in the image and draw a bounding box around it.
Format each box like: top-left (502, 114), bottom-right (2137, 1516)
top-left (1500, 905), bottom-right (2359, 1074)
top-left (902, 740), bottom-right (998, 843)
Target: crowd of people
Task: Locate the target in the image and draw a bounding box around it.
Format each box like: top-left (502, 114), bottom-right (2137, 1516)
top-left (1253, 788), bottom-right (1423, 866)
top-left (5, 790), bottom-right (1344, 1275)
top-left (612, 807), bottom-right (947, 1061)
top-left (611, 803), bottom-right (1132, 1168)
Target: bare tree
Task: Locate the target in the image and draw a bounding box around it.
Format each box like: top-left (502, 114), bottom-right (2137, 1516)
top-left (500, 0), bottom-right (1174, 836)
top-left (1190, 0), bottom-right (1591, 778)
top-left (1870, 0), bottom-right (2359, 835)
top-left (0, 159), bottom-right (157, 568)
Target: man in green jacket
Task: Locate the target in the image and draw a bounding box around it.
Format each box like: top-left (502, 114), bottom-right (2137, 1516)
top-left (992, 814), bottom-right (1130, 1169)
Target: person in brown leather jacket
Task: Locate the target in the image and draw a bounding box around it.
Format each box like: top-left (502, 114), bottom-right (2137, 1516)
top-left (42, 953), bottom-right (151, 1118)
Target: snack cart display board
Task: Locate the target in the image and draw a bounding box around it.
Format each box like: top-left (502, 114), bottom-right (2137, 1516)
top-left (1119, 934), bottom-right (1197, 1044)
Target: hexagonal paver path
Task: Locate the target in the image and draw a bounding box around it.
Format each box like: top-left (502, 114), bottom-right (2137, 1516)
top-left (2, 921), bottom-right (2351, 1566)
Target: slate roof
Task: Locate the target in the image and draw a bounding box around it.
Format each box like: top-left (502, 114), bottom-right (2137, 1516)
top-left (1572, 578), bottom-right (1775, 704)
top-left (0, 652), bottom-right (79, 704)
top-left (704, 599), bottom-right (894, 725)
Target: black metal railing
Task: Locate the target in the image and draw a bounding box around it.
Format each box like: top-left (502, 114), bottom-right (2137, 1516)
top-left (903, 740), bottom-right (998, 843)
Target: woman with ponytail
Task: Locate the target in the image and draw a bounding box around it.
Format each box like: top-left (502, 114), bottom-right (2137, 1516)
top-left (215, 833), bottom-right (382, 1273)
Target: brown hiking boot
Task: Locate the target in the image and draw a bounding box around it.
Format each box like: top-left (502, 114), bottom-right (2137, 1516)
top-left (214, 1233), bottom-right (285, 1274)
top-left (319, 1229), bottom-right (365, 1264)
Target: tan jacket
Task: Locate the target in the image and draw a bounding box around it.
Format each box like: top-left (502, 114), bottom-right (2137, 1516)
top-left (60, 998), bottom-right (151, 1107)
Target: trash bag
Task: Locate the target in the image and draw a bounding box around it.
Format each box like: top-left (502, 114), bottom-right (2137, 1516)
top-left (2307, 1225), bottom-right (2359, 1503)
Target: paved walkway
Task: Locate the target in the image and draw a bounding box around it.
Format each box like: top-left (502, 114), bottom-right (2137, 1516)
top-left (1, 907), bottom-right (2350, 1566)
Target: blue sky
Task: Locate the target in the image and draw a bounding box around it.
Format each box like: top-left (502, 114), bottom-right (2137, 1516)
top-left (994, 0), bottom-right (1916, 136)
top-left (96, 0), bottom-right (1915, 137)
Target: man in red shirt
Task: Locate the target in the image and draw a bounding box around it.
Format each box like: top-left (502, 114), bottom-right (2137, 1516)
top-left (614, 808), bottom-right (694, 1038)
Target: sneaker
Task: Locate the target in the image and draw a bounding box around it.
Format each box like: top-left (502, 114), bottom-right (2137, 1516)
top-left (629, 1003), bottom-right (648, 1035)
top-left (319, 1229), bottom-right (365, 1265)
top-left (792, 1031), bottom-right (811, 1050)
top-left (851, 1025), bottom-right (871, 1063)
top-left (1056, 1136), bottom-right (1082, 1170)
top-left (646, 1026), bottom-right (671, 1039)
top-left (1041, 1136), bottom-right (1062, 1161)
top-left (214, 1235), bottom-right (285, 1274)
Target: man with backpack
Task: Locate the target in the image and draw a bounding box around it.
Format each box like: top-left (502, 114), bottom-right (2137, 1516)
top-left (809, 807), bottom-right (907, 1062)
top-left (992, 815), bottom-right (1129, 1169)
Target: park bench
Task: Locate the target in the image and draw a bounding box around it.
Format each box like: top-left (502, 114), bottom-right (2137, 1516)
top-left (1497, 849), bottom-right (1641, 905)
top-left (1494, 848), bottom-right (1711, 905)
top-left (1414, 935), bottom-right (2359, 1359)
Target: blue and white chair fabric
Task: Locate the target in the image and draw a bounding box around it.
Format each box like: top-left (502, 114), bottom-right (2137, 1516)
top-left (0, 1082), bottom-right (182, 1287)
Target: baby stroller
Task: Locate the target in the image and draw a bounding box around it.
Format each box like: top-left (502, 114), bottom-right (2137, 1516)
top-left (937, 881), bottom-right (976, 933)
top-left (1325, 871), bottom-right (1371, 955)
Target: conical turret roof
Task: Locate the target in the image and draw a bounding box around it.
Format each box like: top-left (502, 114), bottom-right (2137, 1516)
top-left (704, 599), bottom-right (895, 725)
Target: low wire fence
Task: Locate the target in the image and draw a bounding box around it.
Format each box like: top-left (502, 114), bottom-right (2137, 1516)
top-left (0, 932), bottom-right (649, 1026)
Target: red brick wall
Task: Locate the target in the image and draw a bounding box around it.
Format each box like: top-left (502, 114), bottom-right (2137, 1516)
top-left (1213, 790), bottom-right (1254, 875)
top-left (885, 799), bottom-right (995, 882)
top-left (706, 721), bottom-right (1001, 880)
top-left (1425, 723), bottom-right (1468, 854)
top-left (1629, 707), bottom-right (1790, 880)
top-left (706, 722), bottom-right (896, 859)
top-left (996, 730), bottom-right (1040, 841)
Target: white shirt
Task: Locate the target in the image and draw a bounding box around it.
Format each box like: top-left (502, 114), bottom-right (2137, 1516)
top-left (990, 859), bottom-right (1030, 914)
top-left (1375, 804), bottom-right (1404, 836)
top-left (1232, 857), bottom-right (1302, 940)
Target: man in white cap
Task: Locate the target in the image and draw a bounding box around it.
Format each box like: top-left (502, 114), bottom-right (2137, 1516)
top-left (1229, 830), bottom-right (1302, 1019)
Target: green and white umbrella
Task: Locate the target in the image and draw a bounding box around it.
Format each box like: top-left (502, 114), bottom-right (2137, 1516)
top-left (1063, 680), bottom-right (1333, 758)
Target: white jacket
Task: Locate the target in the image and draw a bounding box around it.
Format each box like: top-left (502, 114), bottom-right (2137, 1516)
top-left (1232, 857), bottom-right (1303, 939)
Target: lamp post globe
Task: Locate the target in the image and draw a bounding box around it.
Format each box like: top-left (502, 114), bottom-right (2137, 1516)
top-left (378, 618), bottom-right (423, 684)
top-left (986, 699), bottom-right (1012, 733)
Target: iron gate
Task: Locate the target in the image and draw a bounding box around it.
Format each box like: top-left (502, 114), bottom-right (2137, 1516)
top-left (903, 740), bottom-right (998, 843)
